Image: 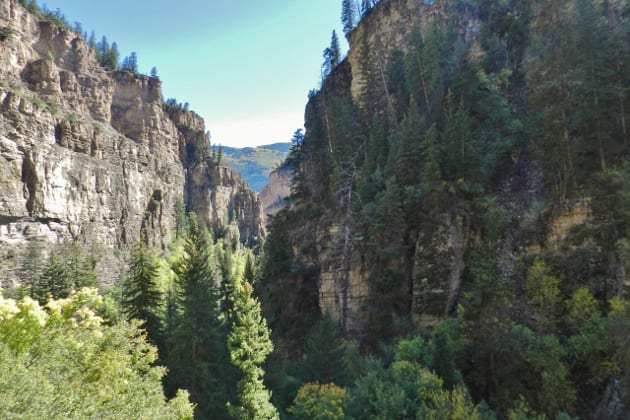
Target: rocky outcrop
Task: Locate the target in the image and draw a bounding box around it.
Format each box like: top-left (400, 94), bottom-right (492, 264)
top-left (0, 0), bottom-right (262, 287)
top-left (292, 0), bottom-right (483, 334)
top-left (187, 163), bottom-right (264, 247)
top-left (345, 0), bottom-right (480, 100)
top-left (259, 167), bottom-right (292, 219)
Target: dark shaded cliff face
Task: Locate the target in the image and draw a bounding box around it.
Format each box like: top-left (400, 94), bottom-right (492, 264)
top-left (0, 0), bottom-right (263, 286)
top-left (261, 0), bottom-right (630, 343)
top-left (272, 0), bottom-right (486, 338)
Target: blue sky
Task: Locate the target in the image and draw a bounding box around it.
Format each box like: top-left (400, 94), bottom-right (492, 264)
top-left (43, 0), bottom-right (348, 147)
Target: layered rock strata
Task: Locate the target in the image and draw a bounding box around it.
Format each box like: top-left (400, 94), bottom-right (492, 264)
top-left (0, 0), bottom-right (263, 287)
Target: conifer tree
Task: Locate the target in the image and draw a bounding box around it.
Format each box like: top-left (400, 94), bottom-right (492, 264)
top-left (331, 30), bottom-right (341, 69)
top-left (122, 243), bottom-right (163, 345)
top-left (397, 97), bottom-right (424, 187)
top-left (29, 245), bottom-right (98, 304)
top-left (217, 144), bottom-right (223, 165)
top-left (303, 316), bottom-right (349, 386)
top-left (121, 52), bottom-right (139, 73)
top-left (105, 41), bottom-right (119, 70)
top-left (227, 282), bottom-right (278, 420)
top-left (526, 0), bottom-right (577, 197)
top-left (87, 30), bottom-right (96, 50)
top-left (342, 0), bottom-right (356, 34)
top-left (165, 214), bottom-right (230, 419)
top-left (420, 23), bottom-right (449, 120)
top-left (361, 0), bottom-right (373, 17)
top-left (97, 36), bottom-right (110, 69)
top-left (322, 30), bottom-right (342, 79)
top-left (243, 251), bottom-right (256, 284)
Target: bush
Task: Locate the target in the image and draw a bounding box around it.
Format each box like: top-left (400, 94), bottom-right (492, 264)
top-left (0, 27), bottom-right (15, 41)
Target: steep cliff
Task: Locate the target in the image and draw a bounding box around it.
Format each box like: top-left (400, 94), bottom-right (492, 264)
top-left (259, 167), bottom-right (292, 219)
top-left (0, 0), bottom-right (263, 287)
top-left (261, 0), bottom-right (629, 339)
top-left (269, 0), bottom-right (484, 337)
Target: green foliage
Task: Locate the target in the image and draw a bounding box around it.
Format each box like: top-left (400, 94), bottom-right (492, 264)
top-left (302, 316), bottom-right (352, 386)
top-left (526, 257), bottom-right (562, 327)
top-left (346, 358), bottom-right (481, 419)
top-left (122, 243), bottom-right (164, 345)
top-left (221, 143), bottom-right (290, 192)
top-left (0, 26), bottom-right (15, 41)
top-left (0, 289), bottom-right (193, 418)
top-left (164, 214), bottom-right (231, 419)
top-left (227, 282), bottom-right (278, 419)
top-left (289, 382), bottom-right (347, 420)
top-left (19, 243), bottom-right (98, 304)
top-left (322, 30), bottom-right (342, 79)
top-left (565, 287), bottom-right (599, 325)
top-left (96, 36), bottom-right (119, 71)
top-left (341, 0), bottom-right (357, 34)
top-left (120, 51), bottom-right (139, 73)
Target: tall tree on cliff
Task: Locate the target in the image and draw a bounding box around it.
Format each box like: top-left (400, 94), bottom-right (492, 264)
top-left (361, 0), bottom-right (374, 17)
top-left (526, 0), bottom-right (578, 198)
top-left (322, 30), bottom-right (341, 79)
top-left (342, 0), bottom-right (357, 34)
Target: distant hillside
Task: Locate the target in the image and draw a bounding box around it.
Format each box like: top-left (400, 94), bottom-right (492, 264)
top-left (218, 143), bottom-right (291, 192)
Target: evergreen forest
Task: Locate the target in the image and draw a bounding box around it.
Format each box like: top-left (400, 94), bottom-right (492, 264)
top-left (1, 0), bottom-right (630, 419)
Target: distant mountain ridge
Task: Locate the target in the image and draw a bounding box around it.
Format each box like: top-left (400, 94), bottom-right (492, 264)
top-left (219, 143), bottom-right (291, 192)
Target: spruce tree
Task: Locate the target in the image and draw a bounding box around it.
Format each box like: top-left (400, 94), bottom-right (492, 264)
top-left (361, 0), bottom-right (373, 17)
top-left (526, 0), bottom-right (578, 197)
top-left (397, 97), bottom-right (424, 187)
top-left (342, 0), bottom-right (356, 34)
top-left (227, 282), bottom-right (278, 420)
top-left (105, 41), bottom-right (119, 71)
top-left (122, 243), bottom-right (163, 345)
top-left (322, 30), bottom-right (341, 79)
top-left (165, 214), bottom-right (230, 419)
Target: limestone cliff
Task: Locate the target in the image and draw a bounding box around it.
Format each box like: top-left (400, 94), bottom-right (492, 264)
top-left (259, 167), bottom-right (292, 219)
top-left (0, 0), bottom-right (262, 287)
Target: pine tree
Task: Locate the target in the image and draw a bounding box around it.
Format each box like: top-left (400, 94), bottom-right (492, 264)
top-left (105, 41), bottom-right (119, 70)
top-left (416, 23), bottom-right (449, 122)
top-left (302, 316), bottom-right (349, 385)
top-left (361, 0), bottom-right (373, 17)
top-left (121, 52), bottom-right (139, 73)
top-left (243, 252), bottom-right (256, 284)
top-left (397, 97), bottom-right (425, 186)
top-left (19, 241), bottom-right (45, 300)
top-left (217, 144), bottom-right (223, 165)
top-left (165, 214), bottom-right (230, 419)
top-left (29, 245), bottom-right (98, 304)
top-left (526, 0), bottom-right (578, 198)
top-left (227, 282), bottom-right (279, 420)
top-left (322, 30), bottom-right (342, 79)
top-left (342, 0), bottom-right (356, 34)
top-left (122, 243), bottom-right (163, 345)
top-left (87, 30), bottom-right (96, 50)
top-left (441, 95), bottom-right (478, 185)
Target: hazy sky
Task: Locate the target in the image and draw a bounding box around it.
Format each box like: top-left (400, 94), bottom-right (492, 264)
top-left (43, 0), bottom-right (348, 147)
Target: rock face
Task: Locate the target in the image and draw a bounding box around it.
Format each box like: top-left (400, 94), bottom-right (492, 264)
top-left (345, 0), bottom-right (480, 100)
top-left (187, 163), bottom-right (264, 247)
top-left (290, 0), bottom-right (483, 335)
top-left (259, 167), bottom-right (292, 219)
top-left (0, 0), bottom-right (262, 287)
